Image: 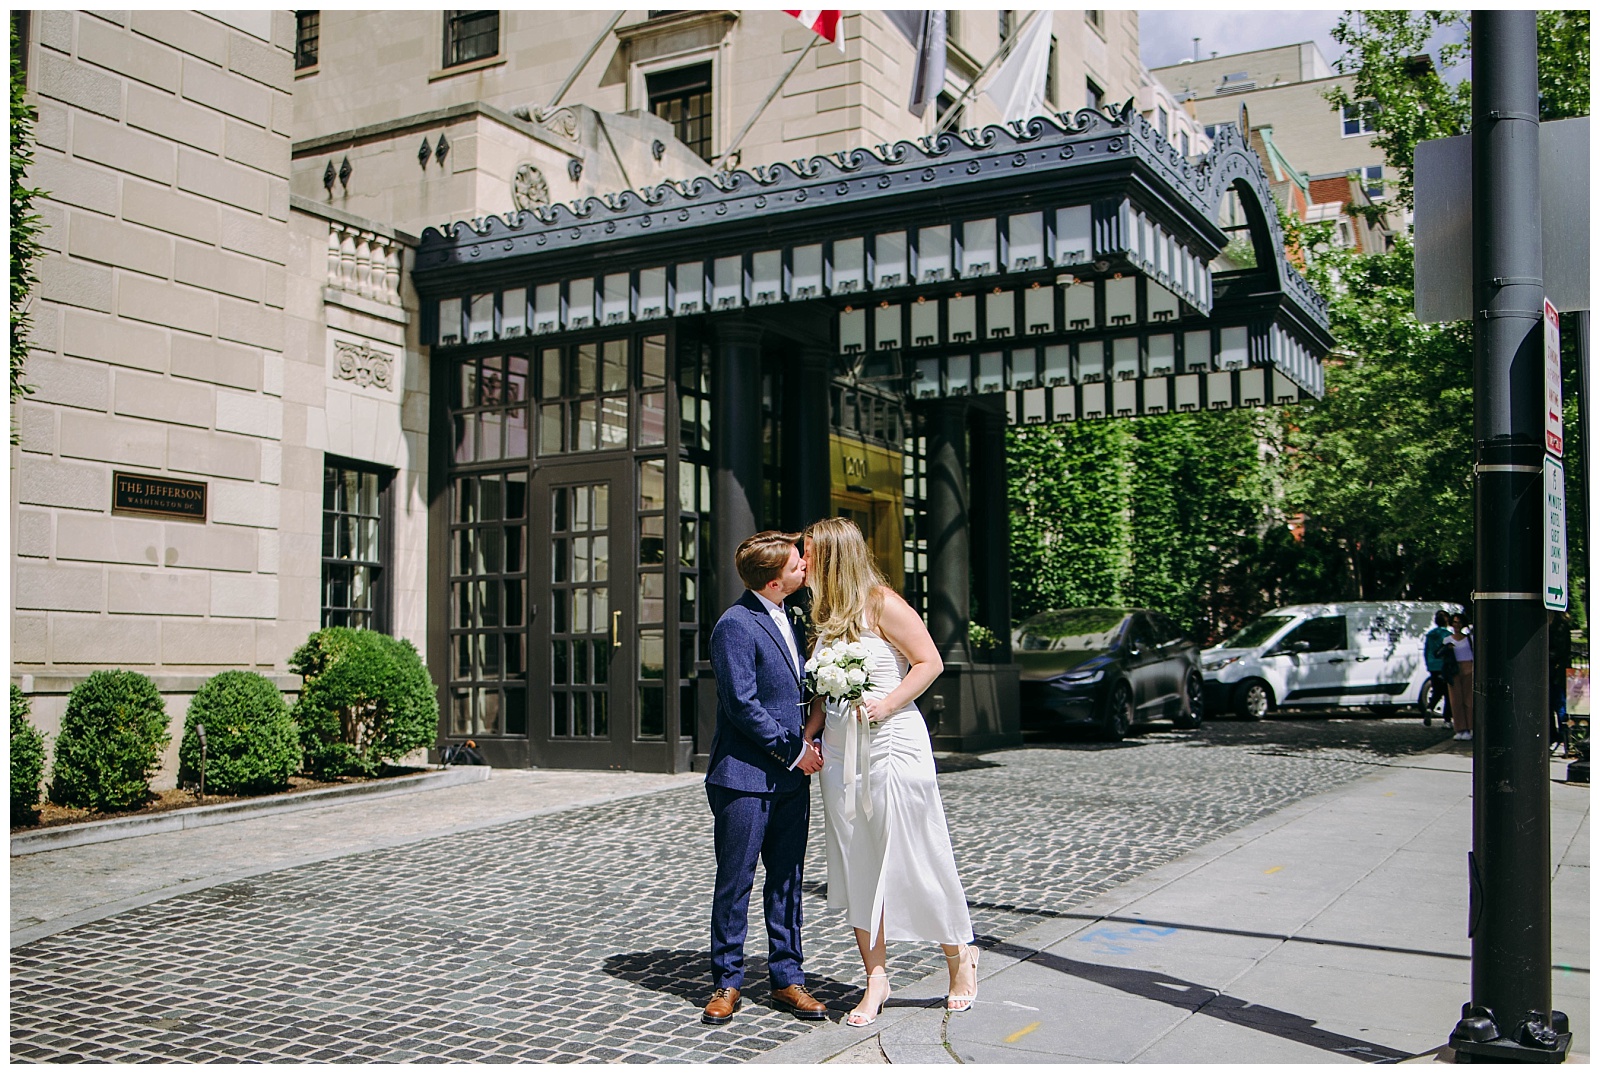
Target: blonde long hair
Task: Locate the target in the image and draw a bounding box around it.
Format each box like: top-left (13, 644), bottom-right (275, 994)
top-left (803, 517), bottom-right (887, 646)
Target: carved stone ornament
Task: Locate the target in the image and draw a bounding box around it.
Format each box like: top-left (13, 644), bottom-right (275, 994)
top-left (512, 164), bottom-right (550, 211)
top-left (333, 338), bottom-right (395, 391)
top-left (540, 106), bottom-right (580, 142)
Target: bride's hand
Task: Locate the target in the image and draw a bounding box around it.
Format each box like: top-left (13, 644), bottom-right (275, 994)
top-left (858, 696), bottom-right (891, 722)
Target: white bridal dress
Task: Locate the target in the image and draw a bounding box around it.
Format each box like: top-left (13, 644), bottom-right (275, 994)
top-left (819, 627), bottom-right (974, 946)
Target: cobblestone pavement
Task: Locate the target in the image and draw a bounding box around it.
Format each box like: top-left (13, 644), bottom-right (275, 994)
top-left (10, 715), bottom-right (1453, 1063)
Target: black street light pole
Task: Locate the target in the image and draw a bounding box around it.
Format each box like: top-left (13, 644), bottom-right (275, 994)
top-left (1447, 10), bottom-right (1571, 1063)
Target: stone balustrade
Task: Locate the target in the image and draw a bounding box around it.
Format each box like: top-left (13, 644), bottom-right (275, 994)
top-left (326, 222), bottom-right (403, 306)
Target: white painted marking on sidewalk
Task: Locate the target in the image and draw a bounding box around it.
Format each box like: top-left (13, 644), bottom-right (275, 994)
top-left (1000, 1000), bottom-right (1040, 1011)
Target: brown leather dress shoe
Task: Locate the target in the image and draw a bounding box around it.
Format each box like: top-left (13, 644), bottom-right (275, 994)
top-left (702, 986), bottom-right (740, 1025)
top-left (771, 983), bottom-right (828, 1020)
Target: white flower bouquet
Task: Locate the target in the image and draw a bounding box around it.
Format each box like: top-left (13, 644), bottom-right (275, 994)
top-left (805, 640), bottom-right (875, 710)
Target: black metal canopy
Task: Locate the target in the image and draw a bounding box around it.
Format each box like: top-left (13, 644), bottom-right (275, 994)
top-left (414, 105), bottom-right (1333, 419)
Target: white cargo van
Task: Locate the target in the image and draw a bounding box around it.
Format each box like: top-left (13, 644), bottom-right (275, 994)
top-left (1201, 601), bottom-right (1464, 720)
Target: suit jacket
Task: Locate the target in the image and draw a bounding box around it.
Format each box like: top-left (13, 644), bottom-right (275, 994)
top-left (705, 589), bottom-right (809, 793)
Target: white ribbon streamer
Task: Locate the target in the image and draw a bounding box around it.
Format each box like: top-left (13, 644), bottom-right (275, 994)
top-left (839, 698), bottom-right (873, 823)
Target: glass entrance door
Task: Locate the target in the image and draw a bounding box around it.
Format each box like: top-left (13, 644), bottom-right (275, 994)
top-left (531, 458), bottom-right (632, 768)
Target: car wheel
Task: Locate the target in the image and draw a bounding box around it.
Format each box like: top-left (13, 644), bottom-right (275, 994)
top-left (1103, 681), bottom-right (1133, 741)
top-left (1172, 672), bottom-right (1204, 730)
top-left (1234, 679), bottom-right (1271, 721)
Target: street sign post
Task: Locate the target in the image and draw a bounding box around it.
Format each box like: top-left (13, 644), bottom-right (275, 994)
top-left (1544, 299), bottom-right (1563, 457)
top-left (1544, 457), bottom-right (1568, 612)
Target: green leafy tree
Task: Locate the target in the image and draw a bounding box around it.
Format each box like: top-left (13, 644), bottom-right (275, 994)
top-left (10, 16), bottom-right (43, 432)
top-left (1276, 216), bottom-right (1476, 601)
top-left (1536, 10), bottom-right (1590, 121)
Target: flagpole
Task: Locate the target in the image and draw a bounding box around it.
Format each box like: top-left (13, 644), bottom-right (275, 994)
top-left (719, 34), bottom-right (820, 168)
top-left (538, 11), bottom-right (626, 120)
top-left (932, 9), bottom-right (1043, 136)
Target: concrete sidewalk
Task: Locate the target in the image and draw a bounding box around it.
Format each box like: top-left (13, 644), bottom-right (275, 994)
top-left (10, 766), bottom-right (702, 947)
top-left (769, 748), bottom-right (1590, 1065)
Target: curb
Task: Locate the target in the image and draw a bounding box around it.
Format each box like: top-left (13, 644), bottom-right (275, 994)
top-left (10, 765), bottom-right (492, 857)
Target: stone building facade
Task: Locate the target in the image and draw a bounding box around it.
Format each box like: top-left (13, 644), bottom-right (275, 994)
top-left (18, 10), bottom-right (1256, 782)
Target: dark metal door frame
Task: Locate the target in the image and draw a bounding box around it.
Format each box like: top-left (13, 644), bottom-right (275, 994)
top-left (530, 455), bottom-right (634, 770)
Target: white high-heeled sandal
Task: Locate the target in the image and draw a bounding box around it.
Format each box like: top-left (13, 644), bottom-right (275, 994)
top-left (845, 970), bottom-right (890, 1027)
top-left (945, 945), bottom-right (979, 1012)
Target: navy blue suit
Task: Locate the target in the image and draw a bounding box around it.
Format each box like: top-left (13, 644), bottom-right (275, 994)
top-left (705, 589), bottom-right (811, 990)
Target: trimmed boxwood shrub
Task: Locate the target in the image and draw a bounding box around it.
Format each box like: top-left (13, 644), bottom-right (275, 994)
top-left (49, 670), bottom-right (171, 812)
top-left (11, 685), bottom-right (46, 824)
top-left (177, 672), bottom-right (302, 795)
top-left (290, 627), bottom-right (437, 779)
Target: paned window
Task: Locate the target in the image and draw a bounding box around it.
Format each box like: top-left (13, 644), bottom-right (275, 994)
top-left (998, 9), bottom-right (1012, 42)
top-left (444, 10), bottom-right (499, 68)
top-left (1363, 165), bottom-right (1384, 199)
top-left (677, 340), bottom-right (714, 741)
top-left (449, 471), bottom-right (528, 737)
top-left (452, 353), bottom-right (530, 465)
top-left (1157, 107), bottom-right (1168, 138)
top-left (322, 462), bottom-right (390, 631)
top-left (294, 11), bottom-right (319, 69)
top-left (549, 482), bottom-right (611, 739)
top-left (1086, 78), bottom-right (1106, 111)
top-left (1086, 10), bottom-right (1104, 32)
top-left (1342, 100), bottom-right (1378, 136)
top-left (648, 63), bottom-right (713, 162)
top-left (535, 338), bottom-right (640, 455)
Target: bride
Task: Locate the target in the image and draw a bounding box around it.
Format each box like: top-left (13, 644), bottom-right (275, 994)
top-left (800, 517), bottom-right (979, 1026)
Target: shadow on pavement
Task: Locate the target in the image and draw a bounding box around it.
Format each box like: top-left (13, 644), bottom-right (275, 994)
top-left (978, 935), bottom-right (1415, 1063)
top-left (1022, 715), bottom-right (1454, 761)
top-left (602, 948), bottom-right (861, 1014)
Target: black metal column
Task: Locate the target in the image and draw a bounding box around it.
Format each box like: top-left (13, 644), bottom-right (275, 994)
top-left (924, 398), bottom-right (970, 663)
top-left (711, 321), bottom-right (764, 612)
top-left (968, 403), bottom-right (1012, 661)
top-left (1448, 10), bottom-right (1570, 1062)
top-left (784, 347), bottom-right (833, 532)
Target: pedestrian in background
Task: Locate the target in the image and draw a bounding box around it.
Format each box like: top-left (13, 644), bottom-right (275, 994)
top-left (1447, 612), bottom-right (1474, 741)
top-left (1422, 609), bottom-right (1453, 729)
top-left (1550, 611), bottom-right (1572, 753)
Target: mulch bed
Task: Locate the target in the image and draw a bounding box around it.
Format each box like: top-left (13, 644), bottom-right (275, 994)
top-left (10, 767), bottom-right (425, 834)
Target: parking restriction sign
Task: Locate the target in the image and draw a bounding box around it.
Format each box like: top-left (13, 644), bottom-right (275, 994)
top-left (1544, 298), bottom-right (1563, 457)
top-left (1544, 457), bottom-right (1568, 611)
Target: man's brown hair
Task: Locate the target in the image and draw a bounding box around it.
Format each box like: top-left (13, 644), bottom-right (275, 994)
top-left (735, 530), bottom-right (801, 591)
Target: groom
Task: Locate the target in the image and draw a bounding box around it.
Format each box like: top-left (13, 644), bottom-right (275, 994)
top-left (702, 531), bottom-right (827, 1025)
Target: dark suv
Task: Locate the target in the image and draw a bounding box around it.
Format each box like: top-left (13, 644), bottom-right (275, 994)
top-left (1015, 607), bottom-right (1205, 740)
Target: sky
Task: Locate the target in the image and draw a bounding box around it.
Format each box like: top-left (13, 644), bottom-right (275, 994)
top-left (1137, 9), bottom-right (1471, 77)
top-left (1139, 10), bottom-right (1349, 71)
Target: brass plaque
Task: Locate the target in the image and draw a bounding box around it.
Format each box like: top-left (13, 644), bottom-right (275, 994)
top-left (112, 471), bottom-right (207, 521)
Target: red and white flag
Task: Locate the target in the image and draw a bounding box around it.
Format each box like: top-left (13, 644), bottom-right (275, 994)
top-left (784, 10), bottom-right (845, 51)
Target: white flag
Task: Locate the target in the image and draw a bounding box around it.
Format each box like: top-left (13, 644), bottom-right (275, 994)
top-left (983, 13), bottom-right (1052, 124)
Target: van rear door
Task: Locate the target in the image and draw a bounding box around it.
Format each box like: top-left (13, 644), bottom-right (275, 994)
top-left (1360, 607), bottom-right (1435, 705)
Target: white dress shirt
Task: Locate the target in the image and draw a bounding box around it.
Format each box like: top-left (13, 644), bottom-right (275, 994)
top-left (754, 590), bottom-right (803, 678)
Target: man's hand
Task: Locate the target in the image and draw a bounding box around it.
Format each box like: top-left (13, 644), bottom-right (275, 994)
top-left (796, 739), bottom-right (824, 774)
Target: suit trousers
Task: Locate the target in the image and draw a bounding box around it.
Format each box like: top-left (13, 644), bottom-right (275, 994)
top-left (706, 782), bottom-right (809, 989)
